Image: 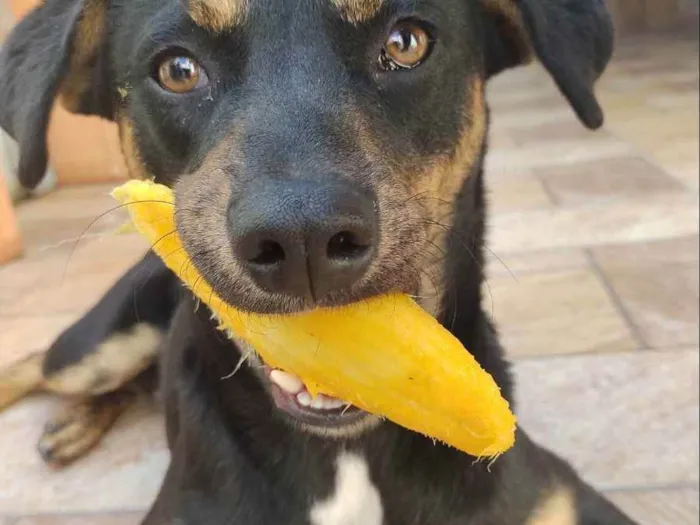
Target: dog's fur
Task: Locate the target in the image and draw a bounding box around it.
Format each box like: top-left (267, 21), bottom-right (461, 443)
top-left (0, 0), bottom-right (640, 523)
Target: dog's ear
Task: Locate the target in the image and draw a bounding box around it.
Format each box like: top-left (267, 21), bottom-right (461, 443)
top-left (481, 0), bottom-right (614, 129)
top-left (0, 0), bottom-right (113, 189)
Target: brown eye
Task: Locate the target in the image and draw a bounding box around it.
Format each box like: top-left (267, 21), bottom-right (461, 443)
top-left (156, 56), bottom-right (207, 93)
top-left (381, 22), bottom-right (432, 71)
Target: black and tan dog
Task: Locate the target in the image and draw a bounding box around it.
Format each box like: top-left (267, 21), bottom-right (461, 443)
top-left (0, 0), bottom-right (639, 523)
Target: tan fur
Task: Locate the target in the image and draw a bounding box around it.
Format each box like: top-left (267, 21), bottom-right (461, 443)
top-left (60, 0), bottom-right (108, 112)
top-left (44, 324), bottom-right (161, 396)
top-left (415, 79), bottom-right (487, 316)
top-left (187, 0), bottom-right (248, 33)
top-left (331, 0), bottom-right (385, 24)
top-left (38, 391), bottom-right (134, 465)
top-left (175, 127), bottom-right (275, 311)
top-left (0, 353), bottom-right (43, 410)
top-left (526, 487), bottom-right (577, 525)
top-left (118, 115), bottom-right (150, 180)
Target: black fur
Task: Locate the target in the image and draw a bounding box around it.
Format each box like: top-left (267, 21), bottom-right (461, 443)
top-left (0, 0), bottom-right (639, 523)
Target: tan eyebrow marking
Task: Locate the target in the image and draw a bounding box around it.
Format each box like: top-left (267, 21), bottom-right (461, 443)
top-left (330, 0), bottom-right (385, 24)
top-left (187, 0), bottom-right (248, 33)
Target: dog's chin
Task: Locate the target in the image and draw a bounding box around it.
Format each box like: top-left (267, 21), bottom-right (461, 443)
top-left (234, 338), bottom-right (383, 440)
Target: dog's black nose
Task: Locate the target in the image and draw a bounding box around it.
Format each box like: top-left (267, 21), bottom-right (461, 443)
top-left (230, 180), bottom-right (376, 300)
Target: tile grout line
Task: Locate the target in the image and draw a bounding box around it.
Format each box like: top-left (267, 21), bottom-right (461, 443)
top-left (600, 116), bottom-right (700, 195)
top-left (584, 249), bottom-right (650, 351)
top-left (534, 171), bottom-right (562, 207)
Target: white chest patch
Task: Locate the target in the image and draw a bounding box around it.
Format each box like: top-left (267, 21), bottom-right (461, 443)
top-left (310, 452), bottom-right (384, 525)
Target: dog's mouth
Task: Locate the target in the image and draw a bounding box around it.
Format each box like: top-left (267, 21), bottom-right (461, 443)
top-left (261, 366), bottom-right (368, 428)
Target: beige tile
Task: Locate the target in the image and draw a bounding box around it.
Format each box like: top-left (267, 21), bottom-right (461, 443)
top-left (0, 315), bottom-right (78, 367)
top-left (537, 156), bottom-right (686, 205)
top-left (592, 237), bottom-right (700, 348)
top-left (34, 234), bottom-right (147, 281)
top-left (608, 113), bottom-right (699, 154)
top-left (508, 120), bottom-right (618, 146)
top-left (485, 248), bottom-right (588, 280)
top-left (16, 185), bottom-right (122, 223)
top-left (0, 271), bottom-right (130, 317)
top-left (0, 259), bottom-right (44, 290)
top-left (592, 235), bottom-right (699, 267)
top-left (490, 193), bottom-right (699, 254)
top-left (515, 349), bottom-right (699, 488)
top-left (606, 489), bottom-right (699, 525)
top-left (0, 234), bottom-right (147, 292)
top-left (0, 287), bottom-right (19, 309)
top-left (487, 177), bottom-right (553, 213)
top-left (647, 138), bottom-right (700, 191)
top-left (15, 185), bottom-right (134, 254)
top-left (667, 161), bottom-right (700, 191)
top-left (12, 513), bottom-right (143, 525)
top-left (485, 138), bottom-right (637, 174)
top-left (487, 127), bottom-right (517, 150)
top-left (489, 269), bottom-right (636, 357)
top-left (0, 397), bottom-right (168, 515)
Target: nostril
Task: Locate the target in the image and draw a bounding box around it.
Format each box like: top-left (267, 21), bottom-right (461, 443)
top-left (250, 240), bottom-right (286, 266)
top-left (326, 231), bottom-right (371, 261)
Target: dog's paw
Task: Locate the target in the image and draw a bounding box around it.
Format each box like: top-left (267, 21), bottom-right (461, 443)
top-left (37, 392), bottom-right (132, 466)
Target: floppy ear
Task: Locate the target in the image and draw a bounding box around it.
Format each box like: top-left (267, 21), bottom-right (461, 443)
top-left (0, 0), bottom-right (113, 190)
top-left (481, 0), bottom-right (614, 129)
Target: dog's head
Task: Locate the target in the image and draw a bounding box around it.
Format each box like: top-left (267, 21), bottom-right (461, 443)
top-left (0, 0), bottom-right (612, 433)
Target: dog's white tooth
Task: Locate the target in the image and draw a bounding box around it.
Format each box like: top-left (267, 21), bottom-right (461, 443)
top-left (270, 370), bottom-right (304, 394)
top-left (324, 398), bottom-right (345, 410)
top-left (297, 391), bottom-right (313, 407)
top-left (310, 394), bottom-right (327, 410)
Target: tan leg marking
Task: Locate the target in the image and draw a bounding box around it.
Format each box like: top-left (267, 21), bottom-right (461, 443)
top-left (44, 323), bottom-right (161, 396)
top-left (0, 353), bottom-right (44, 411)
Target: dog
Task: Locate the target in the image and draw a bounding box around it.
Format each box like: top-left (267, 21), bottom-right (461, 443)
top-left (0, 0), bottom-right (641, 523)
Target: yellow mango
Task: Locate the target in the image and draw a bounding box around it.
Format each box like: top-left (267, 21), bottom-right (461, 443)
top-left (112, 180), bottom-right (516, 458)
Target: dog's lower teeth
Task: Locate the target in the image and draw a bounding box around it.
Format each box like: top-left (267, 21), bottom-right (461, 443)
top-left (295, 391), bottom-right (345, 411)
top-left (297, 391), bottom-right (313, 407)
top-left (272, 369), bottom-right (348, 411)
top-left (310, 395), bottom-right (326, 410)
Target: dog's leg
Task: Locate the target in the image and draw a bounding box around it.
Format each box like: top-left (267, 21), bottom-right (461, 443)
top-left (39, 365), bottom-right (159, 467)
top-left (0, 352), bottom-right (44, 410)
top-left (0, 252), bottom-right (179, 464)
top-left (37, 387), bottom-right (137, 465)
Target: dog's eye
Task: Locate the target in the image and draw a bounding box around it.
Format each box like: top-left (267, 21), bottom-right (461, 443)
top-left (380, 21), bottom-right (432, 71)
top-left (156, 56), bottom-right (208, 93)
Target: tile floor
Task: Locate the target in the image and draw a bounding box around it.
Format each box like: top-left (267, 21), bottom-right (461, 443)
top-left (0, 35), bottom-right (698, 524)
